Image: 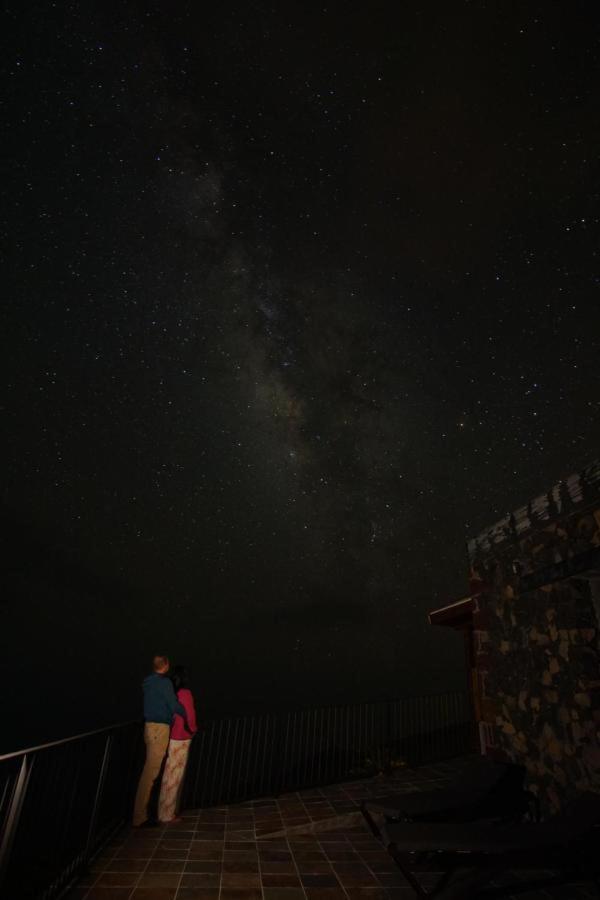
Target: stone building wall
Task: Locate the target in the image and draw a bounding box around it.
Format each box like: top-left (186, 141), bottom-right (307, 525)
top-left (467, 459), bottom-right (600, 814)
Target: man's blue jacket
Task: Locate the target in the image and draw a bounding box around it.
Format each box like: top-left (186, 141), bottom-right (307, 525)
top-left (142, 673), bottom-right (185, 725)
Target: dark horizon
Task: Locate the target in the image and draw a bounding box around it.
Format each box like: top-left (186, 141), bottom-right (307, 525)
top-left (2, 492), bottom-right (467, 753)
top-left (3, 1), bottom-right (600, 753)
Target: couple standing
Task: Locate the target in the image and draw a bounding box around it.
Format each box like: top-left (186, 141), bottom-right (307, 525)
top-left (133, 654), bottom-right (198, 827)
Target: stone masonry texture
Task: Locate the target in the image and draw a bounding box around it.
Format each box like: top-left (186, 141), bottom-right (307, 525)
top-left (467, 459), bottom-right (600, 814)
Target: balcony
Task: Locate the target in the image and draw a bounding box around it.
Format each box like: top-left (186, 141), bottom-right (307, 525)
top-left (2, 691), bottom-right (595, 899)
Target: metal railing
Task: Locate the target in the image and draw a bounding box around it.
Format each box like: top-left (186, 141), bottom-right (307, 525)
top-left (0, 690), bottom-right (472, 899)
top-left (182, 690), bottom-right (473, 809)
top-left (0, 721), bottom-right (142, 900)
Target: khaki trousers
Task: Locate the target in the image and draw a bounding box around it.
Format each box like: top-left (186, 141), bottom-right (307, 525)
top-left (133, 722), bottom-right (170, 826)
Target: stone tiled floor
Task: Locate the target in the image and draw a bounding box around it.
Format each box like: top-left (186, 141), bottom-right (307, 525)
top-left (65, 761), bottom-right (597, 900)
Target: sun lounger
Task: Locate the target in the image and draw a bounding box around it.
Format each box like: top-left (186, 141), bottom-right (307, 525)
top-left (362, 756), bottom-right (531, 836)
top-left (380, 790), bottom-right (600, 898)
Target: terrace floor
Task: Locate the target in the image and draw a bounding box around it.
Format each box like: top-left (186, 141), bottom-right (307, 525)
top-left (65, 759), bottom-right (597, 900)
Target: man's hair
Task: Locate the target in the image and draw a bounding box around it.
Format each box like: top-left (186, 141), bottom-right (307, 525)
top-left (153, 654), bottom-right (169, 672)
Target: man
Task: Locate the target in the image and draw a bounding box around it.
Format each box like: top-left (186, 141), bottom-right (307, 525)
top-left (133, 654), bottom-right (186, 827)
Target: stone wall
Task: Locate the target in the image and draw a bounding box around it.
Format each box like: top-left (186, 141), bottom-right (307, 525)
top-left (468, 459), bottom-right (600, 814)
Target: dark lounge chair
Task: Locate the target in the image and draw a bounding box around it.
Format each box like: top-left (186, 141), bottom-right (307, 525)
top-left (380, 790), bottom-right (600, 898)
top-left (361, 756), bottom-right (531, 837)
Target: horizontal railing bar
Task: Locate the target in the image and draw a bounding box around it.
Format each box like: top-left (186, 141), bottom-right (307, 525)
top-left (0, 721), bottom-right (139, 762)
top-left (193, 691), bottom-right (469, 725)
top-left (1, 689), bottom-right (470, 760)
top-left (0, 691), bottom-right (472, 763)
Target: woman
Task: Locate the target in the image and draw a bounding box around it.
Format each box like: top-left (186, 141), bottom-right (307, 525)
top-left (158, 665), bottom-right (197, 824)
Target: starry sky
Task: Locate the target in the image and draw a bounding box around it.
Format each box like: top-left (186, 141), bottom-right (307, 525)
top-left (2, 1), bottom-right (600, 749)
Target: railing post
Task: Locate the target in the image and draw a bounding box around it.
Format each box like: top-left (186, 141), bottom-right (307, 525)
top-left (84, 733), bottom-right (113, 867)
top-left (271, 713), bottom-right (284, 797)
top-left (383, 698), bottom-right (391, 773)
top-left (0, 753), bottom-right (32, 891)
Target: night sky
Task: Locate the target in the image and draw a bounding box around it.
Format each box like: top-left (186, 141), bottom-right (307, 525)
top-left (3, 1), bottom-right (600, 750)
